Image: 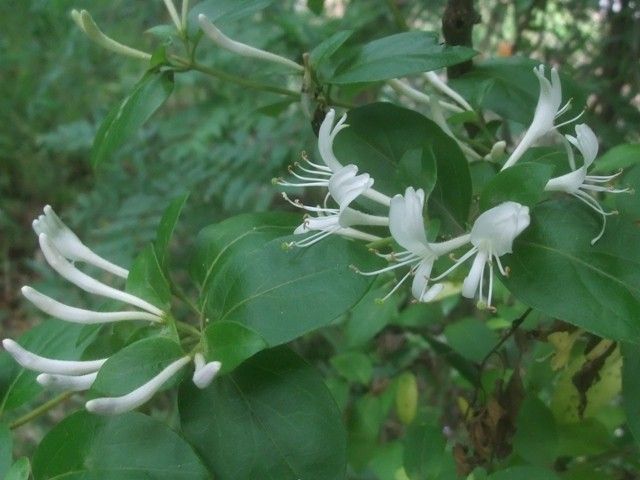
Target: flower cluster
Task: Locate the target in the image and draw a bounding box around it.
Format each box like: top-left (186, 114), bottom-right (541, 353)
top-left (2, 206), bottom-right (220, 415)
top-left (277, 110), bottom-right (531, 310)
top-left (278, 64), bottom-right (628, 309)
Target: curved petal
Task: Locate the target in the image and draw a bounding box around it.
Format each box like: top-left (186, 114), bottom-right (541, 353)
top-left (389, 187), bottom-right (432, 257)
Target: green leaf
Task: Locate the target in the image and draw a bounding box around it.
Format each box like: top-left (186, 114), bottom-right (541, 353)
top-left (32, 411), bottom-right (208, 479)
top-left (187, 0), bottom-right (273, 36)
top-left (488, 466), bottom-right (560, 480)
top-left (91, 70), bottom-right (174, 168)
top-left (155, 193), bottom-right (189, 269)
top-left (331, 352), bottom-right (373, 384)
top-left (179, 347), bottom-right (346, 480)
top-left (0, 423), bottom-right (12, 479)
top-left (91, 336), bottom-right (184, 396)
top-left (591, 143), bottom-right (640, 173)
top-left (126, 244), bottom-right (171, 310)
top-left (503, 200), bottom-right (640, 342)
top-left (190, 212), bottom-right (298, 288)
top-left (0, 320), bottom-right (98, 413)
top-left (556, 419), bottom-right (613, 456)
top-left (5, 458), bottom-right (30, 480)
top-left (403, 422), bottom-right (455, 480)
top-left (203, 235), bottom-right (380, 346)
top-left (309, 30), bottom-right (353, 69)
top-left (622, 342), bottom-right (640, 445)
top-left (513, 397), bottom-right (558, 465)
top-left (444, 317), bottom-right (498, 363)
top-left (479, 162), bottom-right (554, 211)
top-left (330, 32), bottom-right (476, 84)
top-left (203, 321), bottom-right (267, 374)
top-left (309, 30), bottom-right (353, 82)
top-left (335, 102), bottom-right (470, 232)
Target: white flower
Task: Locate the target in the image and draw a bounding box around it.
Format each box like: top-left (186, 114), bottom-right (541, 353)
top-left (37, 372), bottom-right (98, 392)
top-left (37, 233), bottom-right (163, 317)
top-left (2, 338), bottom-right (106, 375)
top-left (71, 9), bottom-right (151, 60)
top-left (85, 356), bottom-right (191, 415)
top-left (502, 65), bottom-right (579, 170)
top-left (355, 187), bottom-right (469, 303)
top-left (284, 164), bottom-right (389, 247)
top-left (198, 14), bottom-right (303, 72)
top-left (32, 206), bottom-right (129, 278)
top-left (21, 286), bottom-right (162, 325)
top-left (192, 353), bottom-right (222, 389)
top-left (545, 123), bottom-right (628, 244)
top-left (434, 202), bottom-right (530, 309)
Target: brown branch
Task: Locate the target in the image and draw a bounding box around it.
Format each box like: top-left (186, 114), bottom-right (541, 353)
top-left (442, 0), bottom-right (480, 78)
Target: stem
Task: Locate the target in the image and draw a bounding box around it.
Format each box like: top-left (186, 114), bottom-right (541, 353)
top-left (171, 55), bottom-right (301, 98)
top-left (479, 307), bottom-right (532, 372)
top-left (175, 321), bottom-right (201, 338)
top-left (10, 391), bottom-right (74, 430)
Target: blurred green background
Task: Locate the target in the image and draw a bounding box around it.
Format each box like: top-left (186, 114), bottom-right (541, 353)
top-left (1, 0), bottom-right (639, 466)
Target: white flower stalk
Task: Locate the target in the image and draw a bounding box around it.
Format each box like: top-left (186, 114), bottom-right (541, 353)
top-left (355, 187), bottom-right (470, 303)
top-left (21, 286), bottom-right (162, 325)
top-left (181, 0), bottom-right (190, 31)
top-left (387, 79), bottom-right (464, 114)
top-left (32, 205), bottom-right (128, 278)
top-left (429, 97), bottom-right (482, 161)
top-left (198, 14), bottom-right (303, 72)
top-left (2, 339), bottom-right (106, 375)
top-left (424, 71), bottom-right (473, 112)
top-left (70, 10), bottom-right (151, 61)
top-left (38, 233), bottom-right (163, 317)
top-left (433, 202), bottom-right (530, 309)
top-left (502, 65), bottom-right (578, 170)
top-left (86, 356), bottom-right (190, 415)
top-left (192, 353), bottom-right (222, 389)
top-left (545, 123), bottom-right (629, 244)
top-left (162, 0), bottom-right (182, 31)
top-left (284, 164), bottom-right (388, 247)
top-left (37, 372), bottom-right (98, 392)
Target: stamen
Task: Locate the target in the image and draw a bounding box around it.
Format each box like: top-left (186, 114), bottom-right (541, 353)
top-left (430, 246), bottom-right (478, 281)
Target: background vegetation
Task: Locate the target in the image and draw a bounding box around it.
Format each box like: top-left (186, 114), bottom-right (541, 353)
top-left (1, 0), bottom-right (639, 478)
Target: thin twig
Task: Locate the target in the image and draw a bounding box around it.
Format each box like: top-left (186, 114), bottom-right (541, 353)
top-left (10, 391), bottom-right (74, 430)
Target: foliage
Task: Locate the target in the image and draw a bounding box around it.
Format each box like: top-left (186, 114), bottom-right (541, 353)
top-left (1, 1), bottom-right (640, 479)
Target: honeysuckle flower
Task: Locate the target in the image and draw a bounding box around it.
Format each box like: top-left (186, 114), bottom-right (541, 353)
top-left (283, 165), bottom-right (388, 247)
top-left (198, 14), bottom-right (304, 72)
top-left (424, 71), bottom-right (473, 112)
top-left (38, 233), bottom-right (163, 317)
top-left (502, 65), bottom-right (578, 170)
top-left (355, 187), bottom-right (470, 302)
top-left (37, 372), bottom-right (98, 392)
top-left (70, 9), bottom-right (151, 60)
top-left (32, 205), bottom-right (128, 278)
top-left (433, 202), bottom-right (530, 309)
top-left (85, 356), bottom-right (191, 415)
top-left (21, 286), bottom-right (162, 324)
top-left (545, 123), bottom-right (629, 244)
top-left (387, 79), bottom-right (465, 114)
top-left (162, 0), bottom-right (182, 31)
top-left (2, 339), bottom-right (106, 375)
top-left (192, 353), bottom-right (222, 389)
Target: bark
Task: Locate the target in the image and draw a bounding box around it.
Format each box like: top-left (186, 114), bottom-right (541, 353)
top-left (442, 0), bottom-right (480, 78)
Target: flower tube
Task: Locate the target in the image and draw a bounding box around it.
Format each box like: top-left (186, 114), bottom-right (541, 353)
top-left (70, 9), bottom-right (151, 60)
top-left (32, 205), bottom-right (128, 278)
top-left (21, 286), bottom-right (162, 324)
top-left (198, 14), bottom-right (303, 72)
top-left (192, 353), bottom-right (222, 389)
top-left (86, 356), bottom-right (191, 415)
top-left (38, 233), bottom-right (163, 316)
top-left (2, 339), bottom-right (106, 375)
top-left (37, 372), bottom-right (98, 392)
